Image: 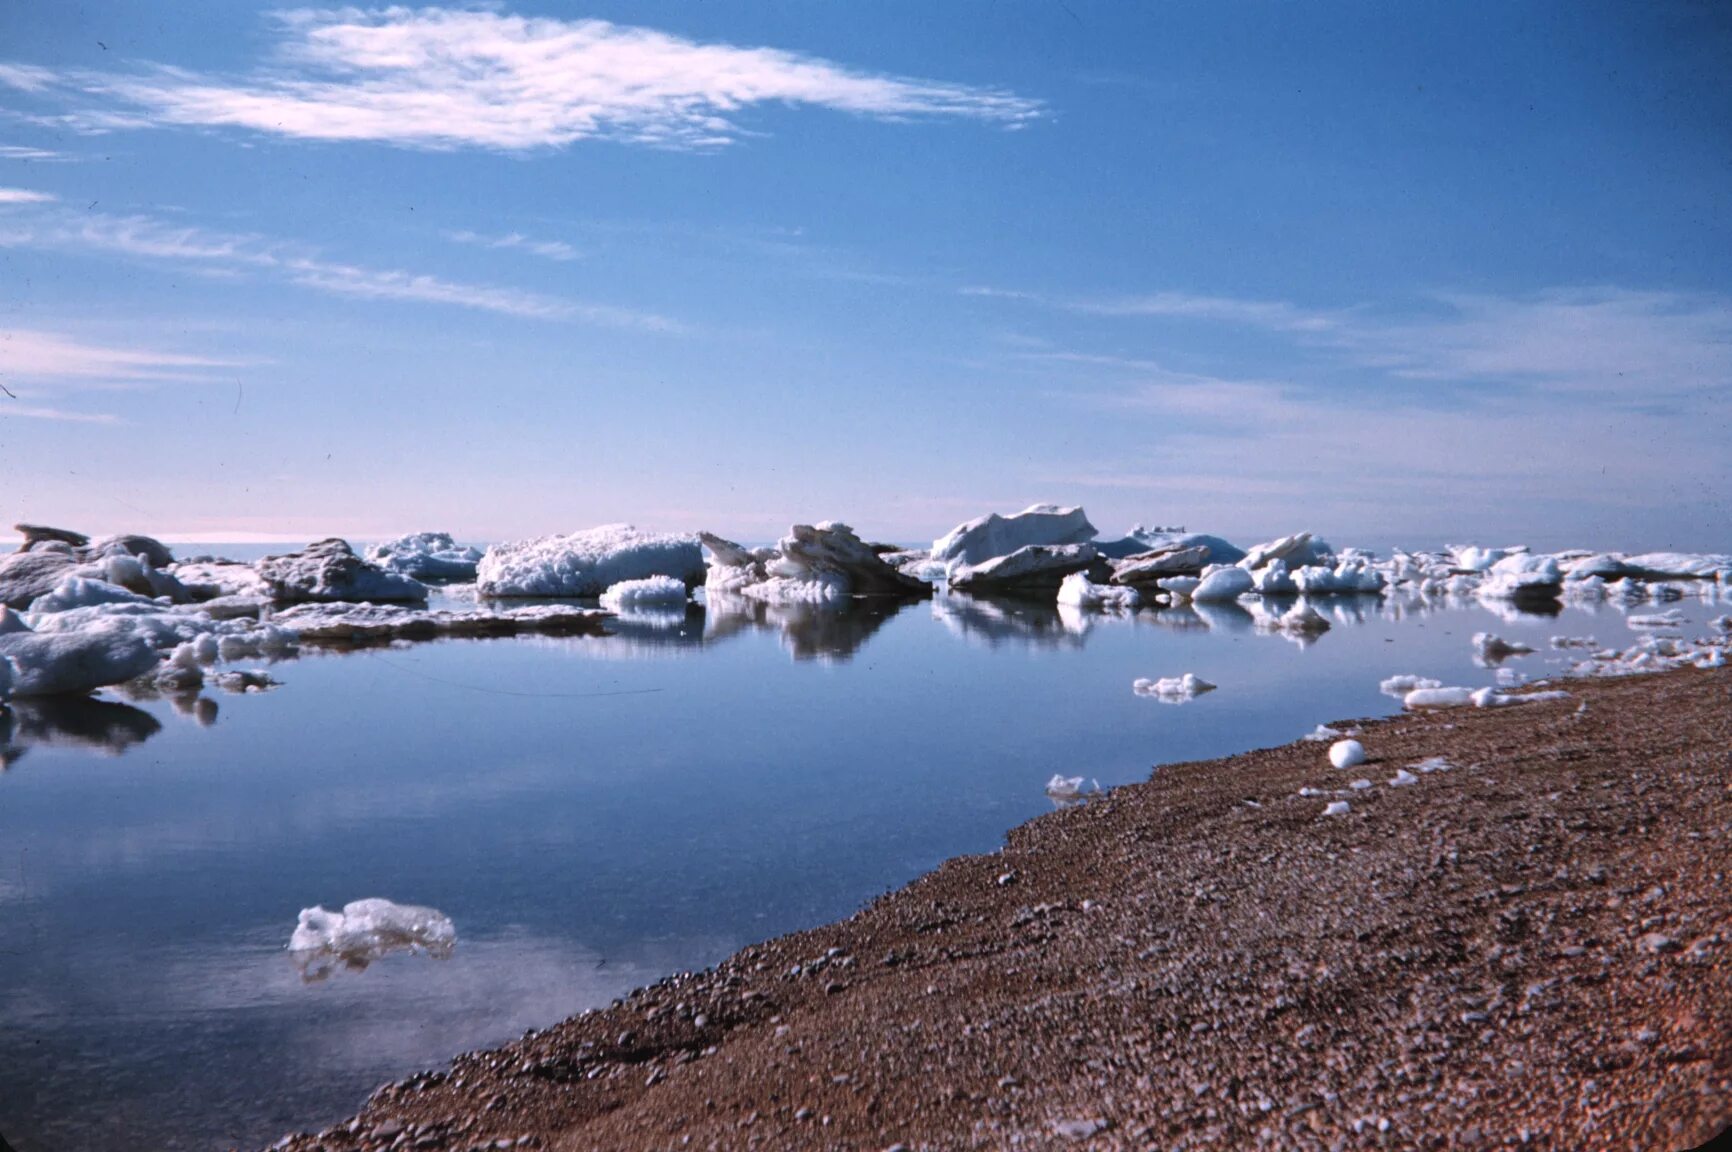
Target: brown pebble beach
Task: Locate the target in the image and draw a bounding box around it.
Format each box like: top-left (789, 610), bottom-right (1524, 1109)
top-left (262, 666), bottom-right (1731, 1152)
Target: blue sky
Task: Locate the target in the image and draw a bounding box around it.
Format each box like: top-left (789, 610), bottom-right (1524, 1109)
top-left (1, 2), bottom-right (1728, 550)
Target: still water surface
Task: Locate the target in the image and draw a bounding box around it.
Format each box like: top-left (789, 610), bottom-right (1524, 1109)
top-left (0, 581), bottom-right (1680, 1150)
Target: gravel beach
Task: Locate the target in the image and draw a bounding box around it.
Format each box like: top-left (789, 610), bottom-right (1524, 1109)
top-left (261, 666), bottom-right (1731, 1152)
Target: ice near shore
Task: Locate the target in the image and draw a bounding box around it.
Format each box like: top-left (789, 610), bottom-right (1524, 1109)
top-left (288, 898), bottom-right (456, 981)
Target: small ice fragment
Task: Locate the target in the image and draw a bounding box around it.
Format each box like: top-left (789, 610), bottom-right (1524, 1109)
top-left (1323, 800), bottom-right (1351, 817)
top-left (1328, 739), bottom-right (1366, 769)
top-left (1389, 769), bottom-right (1418, 787)
top-left (1471, 632), bottom-right (1534, 664)
top-left (598, 575), bottom-right (690, 610)
top-left (1411, 756), bottom-right (1454, 773)
top-left (1349, 779), bottom-right (1372, 791)
top-left (1045, 774), bottom-right (1098, 800)
top-left (1302, 724), bottom-right (1343, 742)
top-left (1298, 786), bottom-right (1325, 797)
top-left (1132, 673), bottom-right (1217, 701)
top-left (1380, 674), bottom-right (1441, 698)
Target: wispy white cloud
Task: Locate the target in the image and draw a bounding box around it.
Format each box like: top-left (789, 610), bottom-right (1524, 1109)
top-left (0, 186), bottom-right (55, 204)
top-left (0, 143), bottom-right (77, 162)
top-left (0, 402), bottom-right (120, 424)
top-left (0, 8), bottom-right (1042, 152)
top-left (0, 200), bottom-right (679, 329)
top-left (0, 327), bottom-right (238, 385)
top-left (445, 228), bottom-right (579, 262)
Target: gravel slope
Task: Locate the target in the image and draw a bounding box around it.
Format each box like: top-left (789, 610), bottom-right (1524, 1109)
top-left (262, 667), bottom-right (1732, 1152)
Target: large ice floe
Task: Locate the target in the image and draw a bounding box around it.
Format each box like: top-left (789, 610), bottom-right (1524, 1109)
top-left (701, 523), bottom-right (927, 604)
top-left (288, 898), bottom-right (456, 982)
top-left (365, 532), bottom-right (483, 582)
top-left (930, 505), bottom-right (1110, 593)
top-left (477, 525), bottom-right (705, 598)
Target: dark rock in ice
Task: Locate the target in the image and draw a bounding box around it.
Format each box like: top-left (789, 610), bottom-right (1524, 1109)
top-left (256, 539), bottom-right (429, 605)
top-left (13, 523), bottom-right (89, 552)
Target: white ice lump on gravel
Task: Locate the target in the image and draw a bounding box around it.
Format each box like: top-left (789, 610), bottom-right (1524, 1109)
top-left (1323, 800), bottom-right (1351, 817)
top-left (600, 575), bottom-right (690, 610)
top-left (1328, 739), bottom-right (1366, 769)
top-left (478, 525), bottom-right (705, 598)
top-left (1133, 673), bottom-right (1216, 700)
top-left (1045, 774), bottom-right (1097, 799)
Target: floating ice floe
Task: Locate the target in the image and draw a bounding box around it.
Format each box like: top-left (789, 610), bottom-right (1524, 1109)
top-left (1328, 739), bottom-right (1366, 769)
top-left (1239, 532), bottom-right (1332, 571)
top-left (257, 539), bottom-right (429, 605)
top-left (1625, 609), bottom-right (1685, 630)
top-left (948, 543), bottom-right (1102, 594)
top-left (931, 504), bottom-right (1098, 571)
top-left (1105, 544), bottom-right (1212, 588)
top-left (1449, 544), bottom-right (1528, 573)
top-left (366, 532), bottom-right (483, 582)
top-left (1055, 572), bottom-right (1139, 611)
top-left (270, 602), bottom-right (608, 644)
top-left (702, 523), bottom-right (926, 604)
top-left (1190, 565), bottom-right (1254, 603)
top-left (288, 898), bottom-right (456, 982)
top-left (477, 525), bottom-right (705, 598)
top-left (1476, 554), bottom-right (1563, 604)
top-left (1471, 632), bottom-right (1535, 665)
top-left (599, 575), bottom-right (690, 610)
top-left (0, 618), bottom-right (161, 697)
top-left (1133, 673), bottom-right (1216, 701)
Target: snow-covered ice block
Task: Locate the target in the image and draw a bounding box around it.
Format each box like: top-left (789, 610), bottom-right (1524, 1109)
top-left (258, 539), bottom-right (429, 605)
top-left (1328, 739), bottom-right (1366, 769)
top-left (479, 525), bottom-right (705, 598)
top-left (0, 623), bottom-right (162, 697)
top-left (931, 504), bottom-right (1097, 569)
top-left (599, 575), bottom-right (690, 610)
top-left (28, 576), bottom-right (161, 614)
top-left (366, 532), bottom-right (483, 581)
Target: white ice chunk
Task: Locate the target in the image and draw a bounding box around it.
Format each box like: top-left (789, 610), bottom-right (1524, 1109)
top-left (1322, 800), bottom-right (1351, 817)
top-left (1626, 609), bottom-right (1685, 629)
top-left (1388, 769), bottom-right (1418, 787)
top-left (28, 576), bottom-right (160, 614)
top-left (366, 532), bottom-right (483, 581)
top-left (288, 898), bottom-right (456, 981)
top-left (1302, 724), bottom-right (1344, 742)
top-left (478, 525), bottom-right (705, 598)
top-left (1056, 572), bottom-right (1140, 610)
top-left (1045, 773), bottom-right (1098, 800)
top-left (1349, 778), bottom-right (1372, 791)
top-left (1381, 674), bottom-right (1442, 698)
top-left (930, 504), bottom-right (1097, 569)
top-left (0, 623), bottom-right (161, 696)
top-left (599, 575), bottom-right (690, 610)
top-left (1133, 673), bottom-right (1217, 701)
top-left (1190, 566), bottom-right (1254, 602)
top-left (1404, 686), bottom-right (1476, 709)
top-left (1472, 632), bottom-right (1534, 664)
top-left (1328, 739), bottom-right (1366, 769)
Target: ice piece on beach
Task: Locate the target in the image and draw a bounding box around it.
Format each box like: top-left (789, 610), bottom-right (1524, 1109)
top-left (1328, 739), bottom-right (1366, 769)
top-left (600, 575), bottom-right (690, 610)
top-left (1191, 566), bottom-right (1254, 602)
top-left (1323, 800), bottom-right (1351, 817)
top-left (1697, 648), bottom-right (1727, 669)
top-left (0, 622), bottom-right (161, 697)
top-left (1472, 632), bottom-right (1534, 665)
top-left (1381, 674), bottom-right (1442, 698)
top-left (1389, 769), bottom-right (1418, 787)
top-left (479, 526), bottom-right (704, 598)
top-left (258, 539), bottom-right (429, 605)
top-left (1411, 756), bottom-right (1454, 773)
top-left (930, 504), bottom-right (1097, 569)
top-left (1404, 686), bottom-right (1475, 709)
top-left (1133, 673), bottom-right (1216, 701)
top-left (288, 898), bottom-right (456, 981)
top-left (1302, 724), bottom-right (1344, 742)
top-left (1349, 778), bottom-right (1372, 790)
top-left (1056, 572), bottom-right (1140, 610)
top-left (366, 532), bottom-right (483, 581)
top-left (1045, 773), bottom-right (1098, 800)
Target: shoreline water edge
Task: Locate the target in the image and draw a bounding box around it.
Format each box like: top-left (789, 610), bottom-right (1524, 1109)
top-left (252, 665), bottom-right (1731, 1152)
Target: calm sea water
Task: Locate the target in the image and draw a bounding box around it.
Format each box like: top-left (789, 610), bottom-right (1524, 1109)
top-left (0, 578), bottom-right (1697, 1151)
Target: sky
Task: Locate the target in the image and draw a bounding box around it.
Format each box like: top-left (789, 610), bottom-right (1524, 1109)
top-left (1, 1), bottom-right (1728, 552)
